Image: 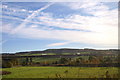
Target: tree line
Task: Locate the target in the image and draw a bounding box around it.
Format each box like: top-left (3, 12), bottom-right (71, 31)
top-left (2, 55), bottom-right (119, 68)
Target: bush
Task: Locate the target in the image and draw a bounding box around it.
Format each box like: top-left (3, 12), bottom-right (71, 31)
top-left (2, 61), bottom-right (13, 68)
top-left (0, 71), bottom-right (11, 75)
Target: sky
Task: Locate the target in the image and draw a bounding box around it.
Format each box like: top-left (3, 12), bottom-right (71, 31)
top-left (1, 2), bottom-right (118, 53)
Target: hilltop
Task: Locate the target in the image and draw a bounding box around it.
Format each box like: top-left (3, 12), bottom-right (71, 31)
top-left (6, 48), bottom-right (117, 56)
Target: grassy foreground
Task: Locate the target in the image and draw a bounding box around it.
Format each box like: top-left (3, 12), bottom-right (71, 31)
top-left (2, 67), bottom-right (119, 78)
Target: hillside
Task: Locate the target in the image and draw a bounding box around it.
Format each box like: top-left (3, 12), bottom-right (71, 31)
top-left (13, 48), bottom-right (118, 56)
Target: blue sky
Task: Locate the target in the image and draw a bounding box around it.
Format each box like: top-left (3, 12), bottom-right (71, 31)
top-left (1, 2), bottom-right (118, 53)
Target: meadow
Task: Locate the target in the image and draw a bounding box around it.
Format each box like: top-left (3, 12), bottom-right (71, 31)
top-left (2, 67), bottom-right (119, 78)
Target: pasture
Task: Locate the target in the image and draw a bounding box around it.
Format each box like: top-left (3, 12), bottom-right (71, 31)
top-left (2, 67), bottom-right (119, 78)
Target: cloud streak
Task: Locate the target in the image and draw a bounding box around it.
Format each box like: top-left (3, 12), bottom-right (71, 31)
top-left (11, 2), bottom-right (54, 34)
top-left (47, 42), bottom-right (71, 47)
top-left (2, 2), bottom-right (54, 45)
top-left (2, 2), bottom-right (118, 49)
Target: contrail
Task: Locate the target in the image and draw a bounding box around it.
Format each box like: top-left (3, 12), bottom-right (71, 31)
top-left (1, 2), bottom-right (54, 45)
top-left (11, 2), bottom-right (54, 34)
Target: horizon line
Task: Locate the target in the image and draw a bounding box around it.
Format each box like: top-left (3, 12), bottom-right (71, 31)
top-left (1, 47), bottom-right (119, 54)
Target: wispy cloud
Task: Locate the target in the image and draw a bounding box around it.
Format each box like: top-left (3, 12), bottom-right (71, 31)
top-left (63, 2), bottom-right (98, 10)
top-left (2, 2), bottom-right (118, 49)
top-left (11, 2), bottom-right (54, 34)
top-left (2, 4), bottom-right (33, 13)
top-left (47, 42), bottom-right (71, 47)
top-left (2, 2), bottom-right (54, 45)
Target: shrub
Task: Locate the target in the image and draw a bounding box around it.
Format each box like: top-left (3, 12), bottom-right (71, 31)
top-left (0, 71), bottom-right (11, 75)
top-left (2, 61), bottom-right (13, 68)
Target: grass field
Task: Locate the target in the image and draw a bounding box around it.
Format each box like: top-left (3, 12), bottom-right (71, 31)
top-left (18, 56), bottom-right (90, 64)
top-left (2, 67), bottom-right (119, 78)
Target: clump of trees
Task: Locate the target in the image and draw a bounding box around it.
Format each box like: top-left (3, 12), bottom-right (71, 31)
top-left (52, 56), bottom-right (118, 67)
top-left (2, 58), bottom-right (19, 68)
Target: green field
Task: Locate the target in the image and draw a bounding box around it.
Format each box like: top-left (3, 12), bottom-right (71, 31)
top-left (2, 67), bottom-right (119, 78)
top-left (18, 56), bottom-right (90, 64)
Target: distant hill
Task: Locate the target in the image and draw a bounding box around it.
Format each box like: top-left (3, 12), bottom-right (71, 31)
top-left (13, 48), bottom-right (118, 55)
